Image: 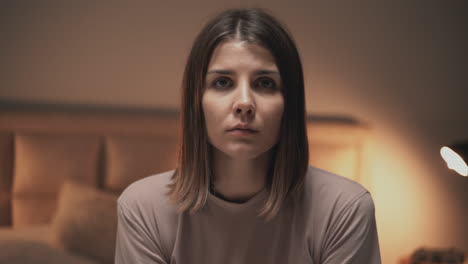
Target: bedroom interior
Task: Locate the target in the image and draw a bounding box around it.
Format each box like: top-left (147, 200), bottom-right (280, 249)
top-left (0, 1), bottom-right (467, 263)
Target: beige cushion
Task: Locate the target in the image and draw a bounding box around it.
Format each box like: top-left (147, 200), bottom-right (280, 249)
top-left (12, 133), bottom-right (101, 227)
top-left (50, 180), bottom-right (118, 264)
top-left (12, 195), bottom-right (57, 227)
top-left (13, 133), bottom-right (101, 194)
top-left (105, 135), bottom-right (177, 192)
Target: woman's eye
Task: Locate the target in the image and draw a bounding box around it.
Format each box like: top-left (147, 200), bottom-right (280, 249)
top-left (256, 78), bottom-right (277, 89)
top-left (210, 77), bottom-right (277, 90)
top-left (212, 78), bottom-right (232, 88)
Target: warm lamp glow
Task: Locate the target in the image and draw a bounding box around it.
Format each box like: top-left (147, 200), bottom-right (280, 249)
top-left (440, 146), bottom-right (468, 176)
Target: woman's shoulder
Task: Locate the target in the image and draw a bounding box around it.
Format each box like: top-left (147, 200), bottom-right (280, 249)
top-left (304, 166), bottom-right (372, 210)
top-left (117, 169), bottom-right (176, 211)
top-left (306, 166), bottom-right (369, 194)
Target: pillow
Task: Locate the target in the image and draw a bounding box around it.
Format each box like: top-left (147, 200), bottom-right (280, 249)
top-left (50, 180), bottom-right (118, 264)
top-left (13, 133), bottom-right (100, 194)
top-left (105, 135), bottom-right (178, 192)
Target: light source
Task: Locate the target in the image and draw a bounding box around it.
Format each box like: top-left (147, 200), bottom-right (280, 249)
top-left (440, 141), bottom-right (468, 177)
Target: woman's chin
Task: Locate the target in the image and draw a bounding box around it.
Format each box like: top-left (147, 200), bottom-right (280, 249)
top-left (223, 148), bottom-right (267, 160)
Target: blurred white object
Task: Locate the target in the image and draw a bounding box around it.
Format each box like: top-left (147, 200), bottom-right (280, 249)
top-left (440, 145), bottom-right (468, 177)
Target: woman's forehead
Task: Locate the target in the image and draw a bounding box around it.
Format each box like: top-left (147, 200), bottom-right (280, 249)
top-left (207, 40), bottom-right (278, 72)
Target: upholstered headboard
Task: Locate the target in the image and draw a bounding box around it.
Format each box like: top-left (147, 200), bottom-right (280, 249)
top-left (0, 107), bottom-right (369, 228)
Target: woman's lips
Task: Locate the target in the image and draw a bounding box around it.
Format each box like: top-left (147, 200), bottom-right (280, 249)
top-left (227, 128), bottom-right (259, 136)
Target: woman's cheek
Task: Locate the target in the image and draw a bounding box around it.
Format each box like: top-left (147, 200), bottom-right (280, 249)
top-left (203, 97), bottom-right (225, 136)
top-left (267, 98), bottom-right (284, 122)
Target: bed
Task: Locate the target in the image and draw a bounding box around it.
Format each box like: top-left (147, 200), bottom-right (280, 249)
top-left (0, 105), bottom-right (369, 264)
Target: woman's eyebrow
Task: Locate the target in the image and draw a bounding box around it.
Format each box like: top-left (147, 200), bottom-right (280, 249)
top-left (206, 69), bottom-right (280, 75)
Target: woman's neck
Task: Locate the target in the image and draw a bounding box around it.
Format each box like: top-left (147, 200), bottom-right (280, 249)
top-left (210, 147), bottom-right (272, 202)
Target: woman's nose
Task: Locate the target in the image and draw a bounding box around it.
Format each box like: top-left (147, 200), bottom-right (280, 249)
top-left (234, 103), bottom-right (255, 117)
top-left (232, 81), bottom-right (256, 118)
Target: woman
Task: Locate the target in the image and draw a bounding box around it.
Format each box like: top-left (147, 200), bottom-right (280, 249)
top-left (115, 7), bottom-right (381, 264)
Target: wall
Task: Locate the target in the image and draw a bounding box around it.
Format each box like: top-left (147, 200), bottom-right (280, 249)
top-left (1, 1), bottom-right (467, 262)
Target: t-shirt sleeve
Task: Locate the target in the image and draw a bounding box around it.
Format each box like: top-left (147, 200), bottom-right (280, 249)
top-left (115, 200), bottom-right (168, 264)
top-left (320, 192), bottom-right (381, 264)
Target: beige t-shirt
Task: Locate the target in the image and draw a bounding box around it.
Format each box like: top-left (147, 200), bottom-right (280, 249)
top-left (115, 166), bottom-right (381, 264)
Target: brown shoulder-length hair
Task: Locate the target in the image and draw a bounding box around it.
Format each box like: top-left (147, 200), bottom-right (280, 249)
top-left (166, 7), bottom-right (309, 222)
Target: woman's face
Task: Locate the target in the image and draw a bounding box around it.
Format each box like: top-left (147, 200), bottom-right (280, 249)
top-left (202, 40), bottom-right (284, 160)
